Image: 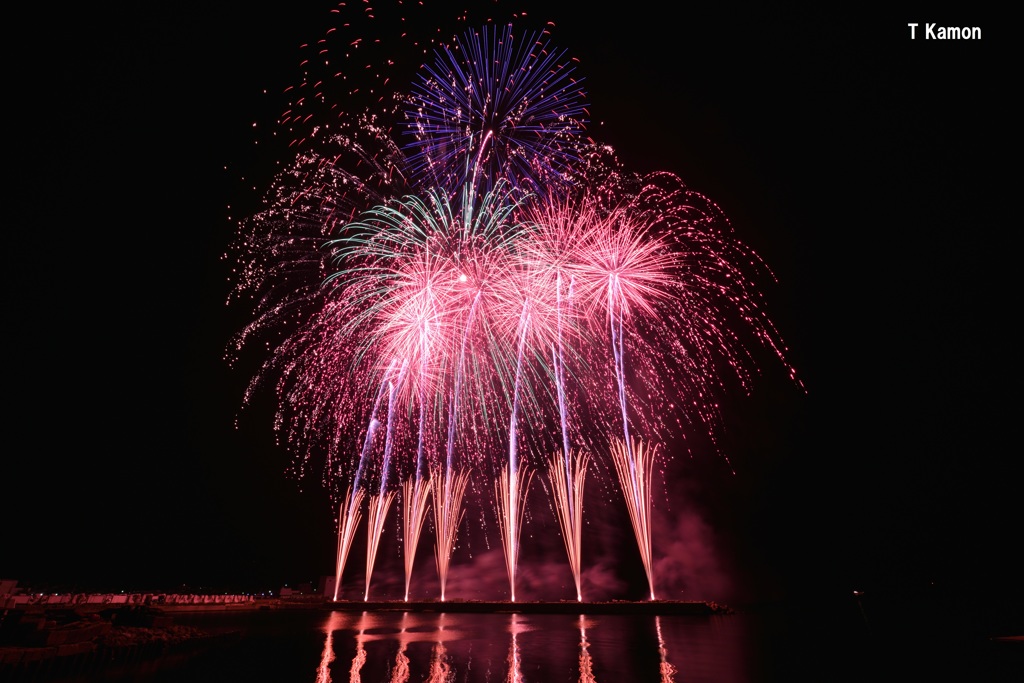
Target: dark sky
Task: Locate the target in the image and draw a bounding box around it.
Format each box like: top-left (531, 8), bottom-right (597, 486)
top-left (7, 4), bottom-right (1013, 608)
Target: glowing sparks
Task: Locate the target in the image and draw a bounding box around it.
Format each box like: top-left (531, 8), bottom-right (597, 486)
top-left (431, 465), bottom-right (470, 602)
top-left (403, 22), bottom-right (588, 199)
top-left (364, 490), bottom-right (398, 601)
top-left (494, 467), bottom-right (535, 602)
top-left (401, 475), bottom-right (432, 602)
top-left (610, 437), bottom-right (658, 600)
top-left (333, 486), bottom-right (364, 601)
top-left (229, 2), bottom-right (802, 603)
top-left (547, 450), bottom-right (590, 601)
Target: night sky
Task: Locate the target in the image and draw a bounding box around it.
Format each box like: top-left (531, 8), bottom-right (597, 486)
top-left (7, 4), bottom-right (1013, 611)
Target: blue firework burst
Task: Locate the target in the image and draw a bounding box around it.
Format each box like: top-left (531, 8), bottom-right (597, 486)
top-left (402, 23), bottom-right (590, 200)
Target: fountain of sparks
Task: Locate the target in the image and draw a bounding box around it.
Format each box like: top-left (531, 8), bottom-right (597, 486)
top-left (547, 450), bottom-right (590, 601)
top-left (401, 265), bottom-right (439, 602)
top-left (495, 298), bottom-right (537, 602)
top-left (431, 251), bottom-right (484, 601)
top-left (364, 489), bottom-right (397, 601)
top-left (402, 476), bottom-right (432, 601)
top-left (546, 267), bottom-right (587, 602)
top-left (431, 465), bottom-right (470, 602)
top-left (333, 486), bottom-right (364, 601)
top-left (365, 360), bottom-right (408, 601)
top-left (333, 364), bottom-right (395, 601)
top-left (610, 437), bottom-right (658, 600)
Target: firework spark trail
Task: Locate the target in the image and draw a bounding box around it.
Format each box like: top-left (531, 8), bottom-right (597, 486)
top-left (610, 437), bottom-right (657, 599)
top-left (401, 475), bottom-right (432, 602)
top-left (326, 182), bottom-right (524, 602)
top-left (587, 206), bottom-right (673, 457)
top-left (555, 271), bottom-right (576, 474)
top-left (445, 288), bottom-right (482, 474)
top-left (402, 253), bottom-right (438, 602)
top-left (547, 450), bottom-right (590, 601)
top-left (608, 288), bottom-right (648, 588)
top-left (333, 362), bottom-right (395, 600)
top-left (495, 466), bottom-right (534, 603)
top-left (364, 360), bottom-right (409, 600)
top-left (431, 291), bottom-right (479, 602)
top-left (364, 489), bottom-right (397, 601)
top-left (433, 263), bottom-right (487, 590)
top-left (431, 465), bottom-right (470, 601)
top-left (380, 360), bottom-right (409, 485)
top-left (493, 296), bottom-right (536, 602)
top-left (552, 266), bottom-right (587, 601)
top-left (403, 22), bottom-right (589, 199)
top-left (508, 299), bottom-right (531, 482)
top-left (572, 203), bottom-right (679, 601)
top-left (521, 198), bottom-right (597, 599)
top-left (333, 486), bottom-right (364, 601)
top-left (610, 290), bottom-right (633, 455)
top-left (414, 339), bottom-right (431, 484)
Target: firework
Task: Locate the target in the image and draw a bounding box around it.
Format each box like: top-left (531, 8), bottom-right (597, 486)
top-left (333, 485), bottom-right (363, 601)
top-left (610, 437), bottom-right (658, 599)
top-left (494, 466), bottom-right (534, 602)
top-left (431, 465), bottom-right (470, 601)
top-left (229, 3), bottom-right (802, 603)
top-left (364, 489), bottom-right (398, 601)
top-left (401, 475), bottom-right (432, 601)
top-left (547, 450), bottom-right (590, 601)
top-left (403, 22), bottom-right (589, 200)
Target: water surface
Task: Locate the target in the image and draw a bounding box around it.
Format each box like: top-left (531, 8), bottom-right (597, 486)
top-left (149, 602), bottom-right (1018, 683)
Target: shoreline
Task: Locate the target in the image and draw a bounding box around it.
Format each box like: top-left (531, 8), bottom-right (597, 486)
top-left (289, 598), bottom-right (729, 615)
top-left (5, 593), bottom-right (730, 617)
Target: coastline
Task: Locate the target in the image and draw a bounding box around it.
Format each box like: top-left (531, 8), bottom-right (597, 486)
top-left (5, 592), bottom-right (730, 616)
top-left (291, 597), bottom-right (729, 615)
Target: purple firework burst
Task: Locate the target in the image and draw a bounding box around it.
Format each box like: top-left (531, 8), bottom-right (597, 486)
top-left (402, 22), bottom-right (590, 200)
